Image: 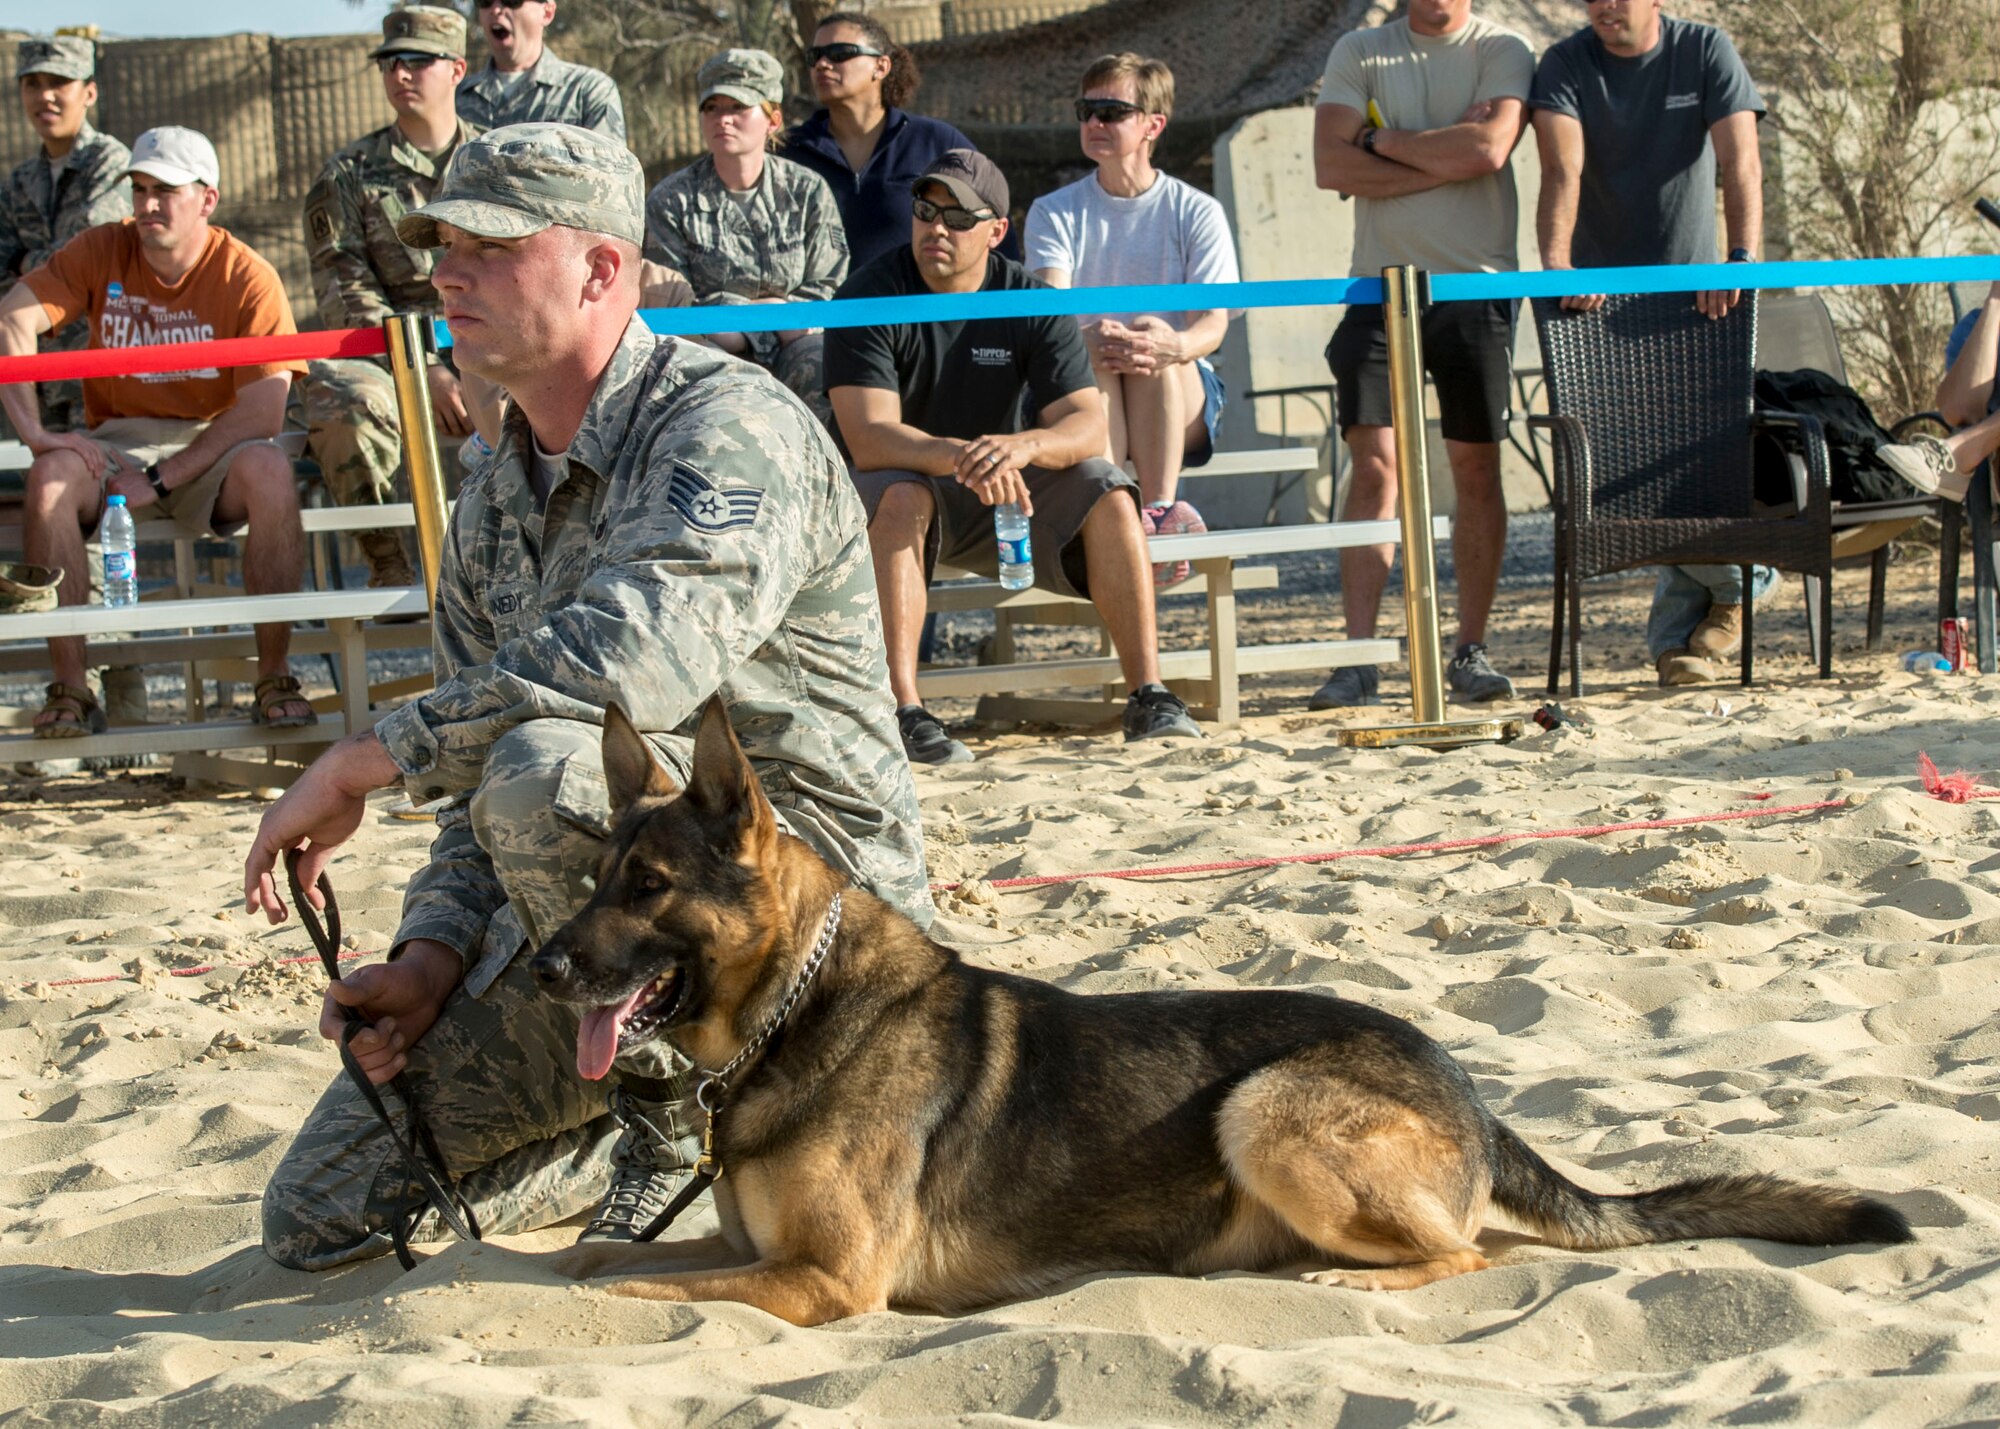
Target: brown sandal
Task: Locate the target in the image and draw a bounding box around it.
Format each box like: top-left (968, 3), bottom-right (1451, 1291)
top-left (33, 682), bottom-right (107, 740)
top-left (252, 674), bottom-right (318, 729)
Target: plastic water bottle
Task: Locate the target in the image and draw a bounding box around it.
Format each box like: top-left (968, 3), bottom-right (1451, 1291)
top-left (1900, 650), bottom-right (1950, 673)
top-left (995, 502), bottom-right (1032, 591)
top-left (101, 494), bottom-right (137, 608)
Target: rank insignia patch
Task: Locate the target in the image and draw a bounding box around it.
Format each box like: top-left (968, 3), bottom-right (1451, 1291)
top-left (666, 463), bottom-right (764, 533)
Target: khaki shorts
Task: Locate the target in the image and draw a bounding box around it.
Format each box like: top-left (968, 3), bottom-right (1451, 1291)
top-left (85, 416), bottom-right (286, 538)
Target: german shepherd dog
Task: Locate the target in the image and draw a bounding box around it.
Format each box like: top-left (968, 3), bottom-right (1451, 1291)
top-left (530, 700), bottom-right (1912, 1325)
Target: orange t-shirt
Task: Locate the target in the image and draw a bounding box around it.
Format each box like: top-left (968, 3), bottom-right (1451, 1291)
top-left (24, 220), bottom-right (309, 429)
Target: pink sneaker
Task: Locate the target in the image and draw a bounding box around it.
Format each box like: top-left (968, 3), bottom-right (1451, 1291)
top-left (1144, 500), bottom-right (1206, 587)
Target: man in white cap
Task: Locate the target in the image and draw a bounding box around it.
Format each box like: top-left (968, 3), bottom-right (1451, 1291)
top-left (0, 34), bottom-right (131, 437)
top-left (0, 125), bottom-right (317, 738)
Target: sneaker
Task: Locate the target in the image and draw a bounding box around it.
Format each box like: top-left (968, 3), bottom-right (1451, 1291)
top-left (897, 704), bottom-right (973, 765)
top-left (1447, 642), bottom-right (1515, 703)
top-left (1143, 500), bottom-right (1206, 588)
top-left (576, 1086), bottom-right (700, 1243)
top-left (1307, 664), bottom-right (1380, 710)
top-left (1687, 602), bottom-right (1744, 661)
top-left (1875, 434), bottom-right (1967, 502)
top-left (1123, 683), bottom-right (1202, 741)
top-left (1656, 647), bottom-right (1715, 687)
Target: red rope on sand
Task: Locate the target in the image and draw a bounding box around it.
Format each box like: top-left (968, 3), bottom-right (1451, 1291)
top-left (1916, 751), bottom-right (2000, 803)
top-left (930, 797), bottom-right (1849, 893)
top-left (0, 327), bottom-right (385, 386)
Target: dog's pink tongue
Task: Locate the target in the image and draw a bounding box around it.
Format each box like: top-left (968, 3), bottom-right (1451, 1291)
top-left (576, 1005), bottom-right (627, 1082)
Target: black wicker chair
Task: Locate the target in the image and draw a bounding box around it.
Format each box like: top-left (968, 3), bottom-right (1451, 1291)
top-left (1531, 290), bottom-right (1834, 695)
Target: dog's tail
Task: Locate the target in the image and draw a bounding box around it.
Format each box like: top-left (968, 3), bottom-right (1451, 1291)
top-left (1486, 1121), bottom-right (1913, 1250)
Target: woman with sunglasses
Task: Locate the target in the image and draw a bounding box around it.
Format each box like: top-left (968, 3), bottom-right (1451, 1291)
top-left (645, 48), bottom-right (848, 422)
top-left (781, 11), bottom-right (976, 272)
top-left (1025, 54), bottom-right (1240, 588)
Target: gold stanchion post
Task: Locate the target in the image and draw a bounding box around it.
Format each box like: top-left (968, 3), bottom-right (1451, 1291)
top-left (384, 313), bottom-right (450, 608)
top-left (1338, 266), bottom-right (1520, 751)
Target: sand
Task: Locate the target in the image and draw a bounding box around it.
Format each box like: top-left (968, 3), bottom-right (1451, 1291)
top-left (3, 564), bottom-right (1999, 1426)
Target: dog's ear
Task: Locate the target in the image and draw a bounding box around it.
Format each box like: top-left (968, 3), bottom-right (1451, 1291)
top-left (686, 695), bottom-right (776, 846)
top-left (602, 702), bottom-right (678, 814)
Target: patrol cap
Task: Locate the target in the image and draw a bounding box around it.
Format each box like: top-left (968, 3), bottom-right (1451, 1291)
top-left (0, 562), bottom-right (61, 614)
top-left (370, 5), bottom-right (468, 61)
top-left (913, 148), bottom-right (1008, 219)
top-left (397, 122), bottom-right (645, 248)
top-left (15, 35), bottom-right (95, 82)
top-left (698, 48), bottom-right (783, 108)
top-left (127, 126), bottom-right (220, 189)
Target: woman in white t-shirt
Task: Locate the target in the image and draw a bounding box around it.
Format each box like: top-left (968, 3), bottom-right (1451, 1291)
top-left (1026, 53), bottom-right (1241, 585)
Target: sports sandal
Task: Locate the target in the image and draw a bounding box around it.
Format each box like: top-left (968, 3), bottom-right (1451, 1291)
top-left (32, 682), bottom-right (107, 740)
top-left (252, 674), bottom-right (319, 729)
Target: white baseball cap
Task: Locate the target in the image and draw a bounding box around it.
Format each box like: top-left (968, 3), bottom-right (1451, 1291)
top-left (126, 126), bottom-right (220, 189)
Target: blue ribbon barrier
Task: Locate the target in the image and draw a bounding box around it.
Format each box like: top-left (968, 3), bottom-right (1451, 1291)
top-left (430, 253), bottom-right (2000, 350)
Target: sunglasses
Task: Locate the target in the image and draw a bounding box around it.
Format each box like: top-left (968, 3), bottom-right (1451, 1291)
top-left (912, 196), bottom-right (993, 231)
top-left (1075, 98), bottom-right (1147, 125)
top-left (808, 42), bottom-right (887, 65)
top-left (376, 53), bottom-right (446, 74)
top-left (477, 0), bottom-right (535, 10)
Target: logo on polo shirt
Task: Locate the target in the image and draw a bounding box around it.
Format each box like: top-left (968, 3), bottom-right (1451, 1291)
top-left (970, 346), bottom-right (1011, 367)
top-left (1664, 93), bottom-right (1699, 110)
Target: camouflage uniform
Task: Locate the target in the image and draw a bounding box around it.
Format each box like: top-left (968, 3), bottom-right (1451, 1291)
top-left (455, 50), bottom-right (625, 141)
top-left (0, 37), bottom-right (132, 434)
top-left (645, 154), bottom-right (847, 420)
top-left (262, 123), bottom-right (928, 1270)
top-left (301, 119), bottom-right (479, 510)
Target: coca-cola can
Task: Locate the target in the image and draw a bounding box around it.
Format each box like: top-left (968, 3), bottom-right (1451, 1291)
top-left (1941, 616), bottom-right (1970, 673)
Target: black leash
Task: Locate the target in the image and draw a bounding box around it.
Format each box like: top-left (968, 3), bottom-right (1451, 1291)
top-left (287, 850), bottom-right (481, 1269)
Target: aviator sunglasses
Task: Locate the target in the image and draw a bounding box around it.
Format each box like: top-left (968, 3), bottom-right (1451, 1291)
top-left (477, 0), bottom-right (536, 9)
top-left (912, 196), bottom-right (994, 231)
top-left (808, 42), bottom-right (888, 65)
top-left (1075, 97), bottom-right (1146, 124)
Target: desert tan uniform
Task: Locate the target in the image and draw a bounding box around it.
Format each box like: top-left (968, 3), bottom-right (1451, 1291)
top-left (301, 121), bottom-right (478, 509)
top-left (262, 317), bottom-right (929, 1269)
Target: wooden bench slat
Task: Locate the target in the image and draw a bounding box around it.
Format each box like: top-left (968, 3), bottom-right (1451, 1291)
top-left (0, 586), bottom-right (427, 640)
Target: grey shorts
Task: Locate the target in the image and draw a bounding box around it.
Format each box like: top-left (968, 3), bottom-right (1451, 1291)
top-left (851, 457), bottom-right (1137, 599)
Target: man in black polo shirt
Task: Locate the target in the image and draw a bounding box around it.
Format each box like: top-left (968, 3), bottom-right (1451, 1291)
top-left (826, 149), bottom-right (1200, 764)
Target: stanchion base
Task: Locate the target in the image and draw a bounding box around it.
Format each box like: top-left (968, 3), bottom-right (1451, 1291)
top-left (1336, 718), bottom-right (1523, 750)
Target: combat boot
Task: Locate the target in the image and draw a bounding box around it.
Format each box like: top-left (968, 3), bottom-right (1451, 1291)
top-left (356, 531), bottom-right (416, 589)
top-left (576, 1085), bottom-right (701, 1243)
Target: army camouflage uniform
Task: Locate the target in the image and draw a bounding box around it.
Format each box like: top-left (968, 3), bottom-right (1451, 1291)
top-left (455, 50), bottom-right (625, 140)
top-left (301, 119), bottom-right (479, 513)
top-left (645, 153), bottom-right (847, 423)
top-left (0, 61), bottom-right (132, 435)
top-left (261, 124), bottom-right (928, 1271)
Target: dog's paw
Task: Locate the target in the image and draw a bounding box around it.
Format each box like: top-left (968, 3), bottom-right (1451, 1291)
top-left (546, 1243), bottom-right (630, 1281)
top-left (1300, 1267), bottom-right (1393, 1292)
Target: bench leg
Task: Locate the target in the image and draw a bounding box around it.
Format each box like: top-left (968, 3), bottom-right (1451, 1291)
top-left (1867, 547), bottom-right (1887, 652)
top-left (335, 618), bottom-right (371, 735)
top-left (1199, 557), bottom-right (1239, 727)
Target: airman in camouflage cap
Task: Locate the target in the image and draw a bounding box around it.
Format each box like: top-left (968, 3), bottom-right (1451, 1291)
top-left (398, 121), bottom-right (644, 247)
top-left (697, 48), bottom-right (784, 108)
top-left (14, 35), bottom-right (95, 82)
top-left (370, 5), bottom-right (467, 60)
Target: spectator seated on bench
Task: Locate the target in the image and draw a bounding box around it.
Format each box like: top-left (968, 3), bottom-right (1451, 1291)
top-left (0, 125), bottom-right (314, 739)
top-left (826, 149), bottom-right (1200, 765)
top-left (1025, 51), bottom-right (1241, 588)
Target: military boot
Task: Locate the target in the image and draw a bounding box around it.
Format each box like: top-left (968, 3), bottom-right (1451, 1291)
top-left (356, 531), bottom-right (416, 589)
top-left (576, 1085), bottom-right (701, 1243)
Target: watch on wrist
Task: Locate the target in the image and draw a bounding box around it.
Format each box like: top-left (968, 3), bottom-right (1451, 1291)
top-left (144, 463), bottom-right (170, 501)
top-left (1360, 126), bottom-right (1380, 156)
top-left (1727, 247), bottom-right (1754, 263)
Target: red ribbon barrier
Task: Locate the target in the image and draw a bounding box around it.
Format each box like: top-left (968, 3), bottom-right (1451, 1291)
top-left (0, 326), bottom-right (386, 385)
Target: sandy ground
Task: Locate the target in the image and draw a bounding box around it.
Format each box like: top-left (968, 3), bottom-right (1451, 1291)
top-left (3, 552), bottom-right (1999, 1426)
